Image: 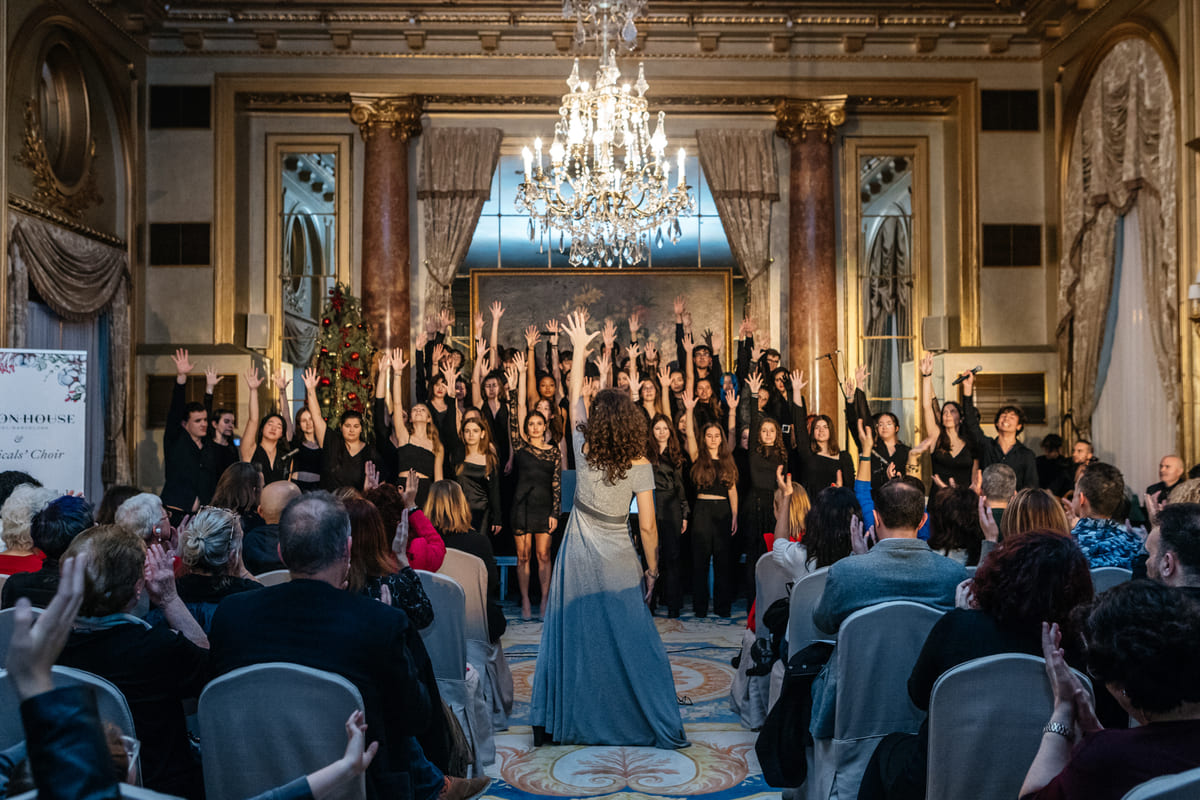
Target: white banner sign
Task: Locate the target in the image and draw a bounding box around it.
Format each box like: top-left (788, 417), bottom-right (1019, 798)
top-left (0, 349), bottom-right (87, 492)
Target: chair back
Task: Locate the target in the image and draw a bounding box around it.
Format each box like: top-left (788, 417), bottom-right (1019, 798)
top-left (925, 653), bottom-right (1094, 800)
top-left (1122, 767), bottom-right (1200, 800)
top-left (0, 575), bottom-right (8, 597)
top-left (0, 664), bottom-right (137, 749)
top-left (0, 606), bottom-right (42, 665)
top-left (786, 568), bottom-right (830, 658)
top-left (1090, 566), bottom-right (1132, 593)
top-left (810, 601), bottom-right (943, 800)
top-left (438, 549), bottom-right (490, 644)
top-left (416, 570), bottom-right (468, 681)
top-left (754, 552), bottom-right (795, 633)
top-left (198, 662), bottom-right (365, 800)
top-left (254, 569), bottom-right (291, 586)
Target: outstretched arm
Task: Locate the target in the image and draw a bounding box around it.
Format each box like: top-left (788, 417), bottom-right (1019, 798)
top-left (302, 368), bottom-right (328, 447)
top-left (919, 352), bottom-right (940, 440)
top-left (239, 367), bottom-right (264, 462)
top-left (273, 369), bottom-right (295, 443)
top-left (561, 311), bottom-right (599, 424)
top-left (683, 392), bottom-right (699, 461)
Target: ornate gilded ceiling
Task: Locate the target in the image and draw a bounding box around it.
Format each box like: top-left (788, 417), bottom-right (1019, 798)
top-left (108, 0), bottom-right (1092, 56)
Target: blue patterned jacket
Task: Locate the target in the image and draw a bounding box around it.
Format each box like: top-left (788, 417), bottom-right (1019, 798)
top-left (1072, 517), bottom-right (1144, 569)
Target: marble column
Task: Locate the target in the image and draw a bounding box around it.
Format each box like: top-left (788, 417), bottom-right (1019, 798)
top-left (776, 98), bottom-right (846, 417)
top-left (349, 95), bottom-right (423, 355)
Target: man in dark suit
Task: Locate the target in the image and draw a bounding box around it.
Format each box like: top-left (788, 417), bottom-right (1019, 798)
top-left (208, 492), bottom-right (489, 800)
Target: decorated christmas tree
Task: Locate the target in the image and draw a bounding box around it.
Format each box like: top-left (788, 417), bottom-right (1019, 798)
top-left (311, 283), bottom-right (375, 428)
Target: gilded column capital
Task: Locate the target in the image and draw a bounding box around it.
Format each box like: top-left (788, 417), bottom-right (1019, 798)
top-left (774, 97), bottom-right (847, 144)
top-left (349, 94), bottom-right (424, 142)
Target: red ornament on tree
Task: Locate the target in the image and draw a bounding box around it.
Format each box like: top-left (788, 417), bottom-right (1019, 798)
top-left (320, 377), bottom-right (331, 387)
top-left (350, 352), bottom-right (360, 361)
top-left (323, 318), bottom-right (331, 326)
top-left (343, 342), bottom-right (350, 348)
top-left (347, 392), bottom-right (357, 401)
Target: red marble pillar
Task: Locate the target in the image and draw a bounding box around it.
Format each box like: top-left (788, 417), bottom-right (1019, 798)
top-left (350, 95), bottom-right (423, 355)
top-left (776, 98), bottom-right (846, 417)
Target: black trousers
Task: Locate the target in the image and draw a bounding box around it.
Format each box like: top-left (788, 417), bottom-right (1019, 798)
top-left (691, 497), bottom-right (733, 616)
top-left (656, 510), bottom-right (685, 614)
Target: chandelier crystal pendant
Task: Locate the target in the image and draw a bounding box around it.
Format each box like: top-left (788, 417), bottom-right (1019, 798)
top-left (515, 1), bottom-right (694, 267)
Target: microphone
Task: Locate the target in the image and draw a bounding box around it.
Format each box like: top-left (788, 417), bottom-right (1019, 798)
top-left (815, 349), bottom-right (841, 362)
top-left (951, 365), bottom-right (982, 386)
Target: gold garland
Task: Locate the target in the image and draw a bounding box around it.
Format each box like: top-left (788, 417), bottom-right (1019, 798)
top-left (14, 99), bottom-right (103, 219)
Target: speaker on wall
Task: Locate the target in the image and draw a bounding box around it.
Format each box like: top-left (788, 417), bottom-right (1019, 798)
top-left (246, 313), bottom-right (271, 350)
top-left (921, 315), bottom-right (950, 352)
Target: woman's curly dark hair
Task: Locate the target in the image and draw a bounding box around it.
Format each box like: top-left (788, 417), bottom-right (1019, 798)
top-left (581, 389), bottom-right (649, 484)
top-left (754, 416), bottom-right (788, 465)
top-left (972, 529), bottom-right (1093, 642)
top-left (803, 486), bottom-right (860, 569)
top-left (1077, 580), bottom-right (1200, 715)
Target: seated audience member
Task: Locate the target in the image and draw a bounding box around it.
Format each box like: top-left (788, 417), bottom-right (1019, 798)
top-left (860, 530), bottom-right (1096, 800)
top-left (58, 526), bottom-right (209, 799)
top-left (1164, 478), bottom-right (1200, 505)
top-left (0, 471), bottom-right (41, 510)
top-left (242, 480), bottom-right (300, 574)
top-left (1071, 439), bottom-right (1095, 468)
top-left (211, 461), bottom-right (267, 532)
top-left (1036, 434), bottom-right (1073, 496)
top-left (1144, 503), bottom-right (1200, 596)
top-left (207, 491), bottom-right (489, 800)
top-left (980, 463), bottom-right (1017, 533)
top-left (1001, 488), bottom-right (1072, 540)
top-left (927, 486), bottom-right (986, 566)
top-left (1146, 454), bottom-right (1185, 500)
top-left (345, 492), bottom-right (434, 630)
top-left (1, 495), bottom-right (93, 608)
top-left (365, 482), bottom-right (447, 572)
top-left (813, 477), bottom-right (967, 635)
top-left (0, 485), bottom-right (58, 574)
top-left (1019, 581), bottom-right (1200, 800)
top-left (114, 492), bottom-right (174, 548)
top-left (147, 505), bottom-right (262, 633)
top-left (425, 480), bottom-right (507, 642)
top-left (1071, 462), bottom-right (1142, 569)
top-left (161, 350), bottom-right (222, 523)
top-left (6, 554), bottom-right (381, 800)
top-left (771, 479), bottom-right (856, 577)
top-left (94, 484), bottom-right (140, 525)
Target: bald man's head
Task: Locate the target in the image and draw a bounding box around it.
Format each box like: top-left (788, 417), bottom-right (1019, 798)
top-left (1160, 455), bottom-right (1185, 487)
top-left (259, 481), bottom-right (301, 524)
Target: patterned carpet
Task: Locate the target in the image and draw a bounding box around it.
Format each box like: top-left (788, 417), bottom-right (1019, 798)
top-left (483, 603), bottom-right (781, 800)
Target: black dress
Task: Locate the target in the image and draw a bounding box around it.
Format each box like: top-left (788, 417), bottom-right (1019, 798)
top-left (507, 392), bottom-right (562, 534)
top-left (291, 442), bottom-right (323, 492)
top-left (250, 444), bottom-right (289, 484)
top-left (320, 430), bottom-right (378, 491)
top-left (930, 445), bottom-right (973, 490)
top-left (457, 460), bottom-right (501, 534)
top-left (396, 443), bottom-right (437, 509)
top-left (790, 396), bottom-right (855, 493)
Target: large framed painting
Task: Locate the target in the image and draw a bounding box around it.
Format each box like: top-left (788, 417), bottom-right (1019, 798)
top-left (469, 269), bottom-right (733, 360)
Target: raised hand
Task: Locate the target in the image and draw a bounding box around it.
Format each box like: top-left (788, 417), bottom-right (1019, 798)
top-left (843, 376), bottom-right (856, 398)
top-left (601, 319), bottom-right (617, 349)
top-left (561, 310), bottom-right (599, 354)
top-left (205, 365), bottom-right (222, 391)
top-left (910, 432), bottom-right (938, 455)
top-left (961, 368), bottom-right (977, 393)
top-left (854, 363), bottom-right (869, 389)
top-left (744, 316), bottom-right (758, 336)
top-left (425, 314), bottom-right (439, 335)
top-left (850, 514), bottom-right (870, 554)
top-left (376, 350), bottom-right (392, 376)
top-left (789, 369), bottom-right (807, 398)
top-left (5, 554), bottom-right (87, 699)
top-left (271, 367), bottom-right (291, 391)
top-left (682, 332), bottom-right (695, 353)
top-left (920, 351), bottom-right (934, 377)
top-left (400, 469), bottom-right (420, 509)
top-left (363, 462), bottom-right (380, 492)
top-left (682, 311), bottom-right (693, 331)
top-left (303, 367), bottom-right (320, 392)
top-left (144, 543), bottom-right (180, 607)
top-left (711, 331), bottom-right (724, 355)
top-left (504, 363), bottom-right (520, 390)
top-left (978, 494), bottom-right (1000, 542)
top-left (673, 294), bottom-right (687, 318)
top-left (524, 324), bottom-right (541, 348)
top-left (628, 310), bottom-right (641, 335)
top-left (546, 318), bottom-right (560, 340)
top-left (725, 388), bottom-right (739, 409)
top-left (682, 391), bottom-right (697, 411)
top-left (1144, 490), bottom-right (1164, 528)
top-left (415, 329), bottom-right (430, 350)
top-left (745, 371), bottom-right (763, 397)
top-left (473, 312), bottom-right (485, 339)
top-left (438, 307), bottom-right (453, 332)
top-left (489, 300), bottom-right (505, 320)
top-left (738, 318), bottom-right (751, 339)
top-left (430, 343), bottom-right (446, 369)
top-left (656, 363), bottom-right (671, 387)
top-left (857, 418), bottom-right (875, 454)
top-left (171, 348), bottom-right (195, 375)
top-left (512, 350), bottom-right (527, 374)
top-left (644, 340), bottom-right (658, 362)
top-left (391, 348), bottom-right (409, 373)
top-left (244, 366), bottom-right (264, 389)
top-left (626, 343), bottom-right (641, 363)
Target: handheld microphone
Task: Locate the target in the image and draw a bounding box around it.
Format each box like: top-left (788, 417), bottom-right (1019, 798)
top-left (951, 365), bottom-right (982, 386)
top-left (815, 349), bottom-right (841, 362)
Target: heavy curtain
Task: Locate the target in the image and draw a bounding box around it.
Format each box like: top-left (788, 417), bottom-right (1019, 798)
top-left (6, 211), bottom-right (132, 485)
top-left (418, 128), bottom-right (503, 316)
top-left (696, 129), bottom-right (779, 321)
top-left (864, 212), bottom-right (913, 403)
top-left (1057, 37), bottom-right (1178, 439)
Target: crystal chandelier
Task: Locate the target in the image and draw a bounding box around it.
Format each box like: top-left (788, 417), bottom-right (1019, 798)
top-left (515, 1), bottom-right (694, 267)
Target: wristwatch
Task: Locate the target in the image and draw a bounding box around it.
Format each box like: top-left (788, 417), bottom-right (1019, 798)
top-left (1043, 721), bottom-right (1071, 739)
